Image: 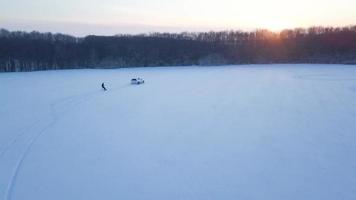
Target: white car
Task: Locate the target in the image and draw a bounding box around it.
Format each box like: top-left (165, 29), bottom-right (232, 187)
top-left (131, 78), bottom-right (145, 85)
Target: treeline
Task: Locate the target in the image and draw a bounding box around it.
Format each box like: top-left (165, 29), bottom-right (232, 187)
top-left (1, 26), bottom-right (356, 72)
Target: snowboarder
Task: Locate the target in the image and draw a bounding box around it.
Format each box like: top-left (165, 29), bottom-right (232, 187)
top-left (101, 82), bottom-right (107, 91)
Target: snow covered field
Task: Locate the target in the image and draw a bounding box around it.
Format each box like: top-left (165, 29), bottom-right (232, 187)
top-left (1, 64), bottom-right (356, 200)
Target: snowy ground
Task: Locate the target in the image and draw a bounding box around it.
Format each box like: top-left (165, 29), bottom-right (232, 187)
top-left (1, 64), bottom-right (356, 200)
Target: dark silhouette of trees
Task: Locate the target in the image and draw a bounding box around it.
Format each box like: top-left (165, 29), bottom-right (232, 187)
top-left (1, 26), bottom-right (356, 72)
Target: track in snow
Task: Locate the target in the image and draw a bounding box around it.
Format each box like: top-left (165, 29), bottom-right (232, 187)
top-left (1, 65), bottom-right (356, 200)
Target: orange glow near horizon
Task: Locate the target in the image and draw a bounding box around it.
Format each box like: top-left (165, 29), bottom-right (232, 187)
top-left (1, 0), bottom-right (356, 35)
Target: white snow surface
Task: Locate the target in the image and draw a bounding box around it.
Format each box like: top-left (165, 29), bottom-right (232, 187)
top-left (1, 64), bottom-right (356, 200)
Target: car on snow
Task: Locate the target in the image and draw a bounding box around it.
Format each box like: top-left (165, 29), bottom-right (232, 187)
top-left (131, 78), bottom-right (145, 84)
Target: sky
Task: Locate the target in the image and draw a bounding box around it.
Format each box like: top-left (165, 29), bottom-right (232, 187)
top-left (1, 0), bottom-right (356, 36)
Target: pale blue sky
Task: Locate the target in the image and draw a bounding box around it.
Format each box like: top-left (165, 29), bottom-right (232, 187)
top-left (1, 0), bottom-right (356, 36)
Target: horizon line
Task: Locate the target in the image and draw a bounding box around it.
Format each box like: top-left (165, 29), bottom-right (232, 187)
top-left (1, 24), bottom-right (356, 38)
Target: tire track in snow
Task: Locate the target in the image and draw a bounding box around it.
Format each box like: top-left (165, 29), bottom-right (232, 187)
top-left (4, 121), bottom-right (56, 200)
top-left (0, 119), bottom-right (43, 159)
top-left (0, 90), bottom-right (101, 159)
top-left (2, 89), bottom-right (105, 200)
top-left (2, 84), bottom-right (132, 200)
top-left (1, 85), bottom-right (128, 161)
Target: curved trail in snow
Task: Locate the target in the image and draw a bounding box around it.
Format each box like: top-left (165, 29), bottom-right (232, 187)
top-left (4, 121), bottom-right (56, 200)
top-left (3, 88), bottom-right (112, 200)
top-left (0, 119), bottom-right (43, 159)
top-left (3, 83), bottom-right (146, 200)
top-left (0, 90), bottom-right (101, 160)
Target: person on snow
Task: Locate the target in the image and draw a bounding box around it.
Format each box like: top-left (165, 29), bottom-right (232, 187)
top-left (102, 82), bottom-right (107, 91)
